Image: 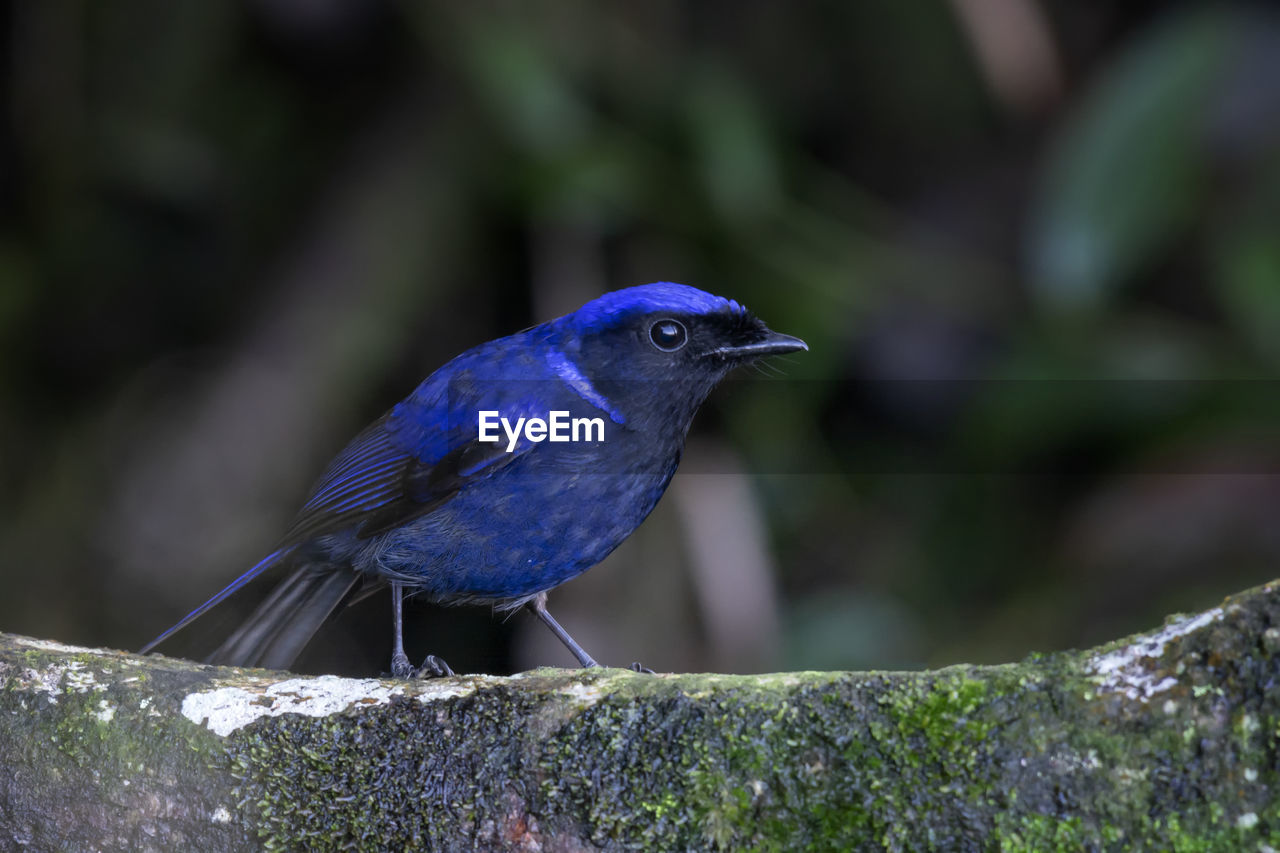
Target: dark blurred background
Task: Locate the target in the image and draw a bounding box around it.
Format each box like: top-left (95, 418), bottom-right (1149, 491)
top-left (3, 0), bottom-right (1279, 676)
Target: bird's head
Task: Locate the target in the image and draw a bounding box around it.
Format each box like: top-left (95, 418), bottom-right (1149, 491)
top-left (551, 282), bottom-right (807, 432)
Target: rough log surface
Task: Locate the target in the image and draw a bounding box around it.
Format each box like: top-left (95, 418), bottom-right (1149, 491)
top-left (2, 580), bottom-right (1279, 851)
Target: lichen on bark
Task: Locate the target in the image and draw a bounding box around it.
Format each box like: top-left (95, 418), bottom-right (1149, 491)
top-left (3, 580), bottom-right (1279, 850)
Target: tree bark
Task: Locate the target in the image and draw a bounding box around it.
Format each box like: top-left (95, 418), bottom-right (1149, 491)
top-left (2, 580), bottom-right (1278, 851)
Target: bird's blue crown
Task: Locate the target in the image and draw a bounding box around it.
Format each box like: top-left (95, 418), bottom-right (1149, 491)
top-left (564, 282), bottom-right (747, 333)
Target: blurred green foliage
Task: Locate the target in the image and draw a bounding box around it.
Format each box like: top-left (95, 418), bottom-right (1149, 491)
top-left (1, 1), bottom-right (1278, 674)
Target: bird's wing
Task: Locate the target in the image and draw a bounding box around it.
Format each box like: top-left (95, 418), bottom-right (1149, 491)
top-left (279, 413), bottom-right (420, 544)
top-left (140, 349), bottom-right (552, 656)
top-left (280, 391), bottom-right (542, 545)
top-left (347, 430), bottom-right (521, 540)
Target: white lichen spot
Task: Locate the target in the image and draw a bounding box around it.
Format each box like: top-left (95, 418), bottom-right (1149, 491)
top-left (1087, 607), bottom-right (1222, 702)
top-left (95, 699), bottom-right (116, 723)
top-left (1237, 812), bottom-right (1258, 830)
top-left (63, 667), bottom-right (98, 694)
top-left (1114, 766), bottom-right (1148, 786)
top-left (14, 637), bottom-right (97, 655)
top-left (412, 680), bottom-right (478, 705)
top-left (1047, 749), bottom-right (1101, 775)
top-left (211, 806), bottom-right (232, 824)
top-left (182, 676), bottom-right (405, 737)
top-left (17, 660), bottom-right (103, 703)
top-left (21, 667), bottom-right (61, 700)
top-left (1245, 768), bottom-right (1258, 783)
top-left (557, 681), bottom-right (603, 706)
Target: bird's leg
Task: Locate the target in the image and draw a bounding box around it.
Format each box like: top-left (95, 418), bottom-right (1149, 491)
top-left (389, 582), bottom-right (414, 678)
top-left (389, 581), bottom-right (455, 678)
top-left (529, 593), bottom-right (599, 668)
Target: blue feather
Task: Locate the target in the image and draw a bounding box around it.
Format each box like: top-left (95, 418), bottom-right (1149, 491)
top-left (138, 545), bottom-right (296, 654)
top-left (141, 282), bottom-right (805, 673)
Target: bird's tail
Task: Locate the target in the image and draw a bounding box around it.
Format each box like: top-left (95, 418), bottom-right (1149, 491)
top-left (139, 545), bottom-right (299, 655)
top-left (140, 545), bottom-right (362, 671)
top-left (209, 564), bottom-right (361, 670)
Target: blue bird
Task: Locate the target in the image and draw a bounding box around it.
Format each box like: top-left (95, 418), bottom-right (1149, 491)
top-left (140, 282), bottom-right (806, 676)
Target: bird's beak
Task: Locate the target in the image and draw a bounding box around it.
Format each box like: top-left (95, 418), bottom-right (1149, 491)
top-left (706, 329), bottom-right (808, 360)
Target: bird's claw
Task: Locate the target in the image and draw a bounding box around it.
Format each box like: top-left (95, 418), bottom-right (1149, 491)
top-left (629, 661), bottom-right (655, 674)
top-left (389, 651), bottom-right (415, 679)
top-left (416, 654), bottom-right (456, 678)
top-left (390, 652), bottom-right (455, 678)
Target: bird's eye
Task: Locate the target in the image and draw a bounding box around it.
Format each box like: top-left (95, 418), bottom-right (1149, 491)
top-left (648, 318), bottom-right (688, 352)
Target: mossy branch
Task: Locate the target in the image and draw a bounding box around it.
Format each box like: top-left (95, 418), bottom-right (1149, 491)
top-left (2, 581), bottom-right (1278, 851)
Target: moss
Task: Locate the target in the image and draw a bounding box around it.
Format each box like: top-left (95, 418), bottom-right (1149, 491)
top-left (0, 636), bottom-right (244, 849)
top-left (8, 578), bottom-right (1280, 849)
top-left (217, 629), bottom-right (1277, 849)
top-left (224, 668), bottom-right (1019, 850)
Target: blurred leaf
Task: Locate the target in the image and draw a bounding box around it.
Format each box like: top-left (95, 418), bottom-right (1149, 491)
top-left (457, 23), bottom-right (589, 154)
top-left (0, 241), bottom-right (35, 342)
top-left (782, 590), bottom-right (926, 671)
top-left (685, 63), bottom-right (782, 224)
top-left (1029, 9), bottom-right (1236, 311)
top-left (1213, 164), bottom-right (1280, 368)
top-left (520, 135), bottom-right (642, 222)
top-left (962, 318), bottom-right (1216, 463)
top-left (1217, 231), bottom-right (1280, 366)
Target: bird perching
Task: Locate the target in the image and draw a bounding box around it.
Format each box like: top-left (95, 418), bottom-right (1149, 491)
top-left (140, 282), bottom-right (807, 676)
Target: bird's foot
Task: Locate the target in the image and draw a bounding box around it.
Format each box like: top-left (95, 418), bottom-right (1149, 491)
top-left (416, 654), bottom-right (456, 678)
top-left (390, 651), bottom-right (416, 679)
top-left (629, 662), bottom-right (655, 674)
